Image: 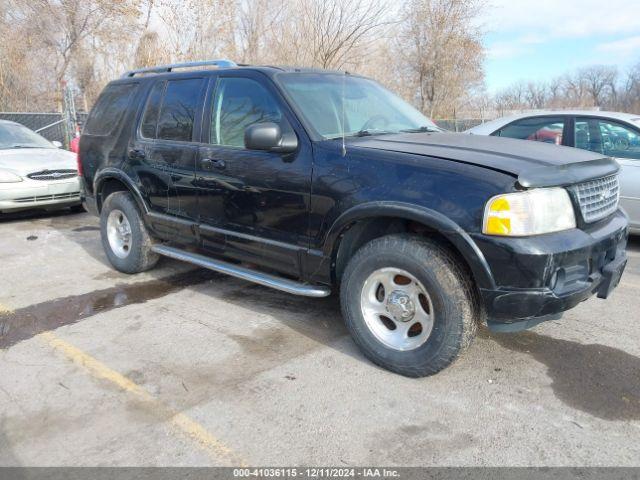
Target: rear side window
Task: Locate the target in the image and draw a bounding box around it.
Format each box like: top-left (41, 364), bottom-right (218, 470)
top-left (495, 117), bottom-right (565, 145)
top-left (140, 81), bottom-right (164, 139)
top-left (85, 83), bottom-right (138, 136)
top-left (156, 78), bottom-right (205, 142)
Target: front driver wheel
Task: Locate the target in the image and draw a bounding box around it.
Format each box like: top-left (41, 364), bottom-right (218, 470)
top-left (340, 234), bottom-right (479, 377)
top-left (100, 191), bottom-right (159, 274)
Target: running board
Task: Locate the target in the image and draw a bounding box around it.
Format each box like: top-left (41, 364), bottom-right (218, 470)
top-left (151, 245), bottom-right (331, 298)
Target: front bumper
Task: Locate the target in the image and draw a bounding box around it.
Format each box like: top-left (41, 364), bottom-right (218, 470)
top-left (473, 209), bottom-right (629, 330)
top-left (0, 178), bottom-right (81, 213)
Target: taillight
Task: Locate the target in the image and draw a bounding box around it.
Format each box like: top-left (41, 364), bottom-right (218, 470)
top-left (76, 139), bottom-right (83, 176)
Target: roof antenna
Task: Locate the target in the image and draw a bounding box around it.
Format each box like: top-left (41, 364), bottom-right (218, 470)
top-left (341, 70), bottom-right (347, 157)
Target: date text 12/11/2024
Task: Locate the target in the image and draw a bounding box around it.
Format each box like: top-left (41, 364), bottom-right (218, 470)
top-left (233, 468), bottom-right (400, 478)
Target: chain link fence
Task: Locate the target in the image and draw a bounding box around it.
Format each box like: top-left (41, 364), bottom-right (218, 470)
top-left (0, 112), bottom-right (88, 147)
top-left (2, 112), bottom-right (485, 142)
top-left (433, 119), bottom-right (486, 132)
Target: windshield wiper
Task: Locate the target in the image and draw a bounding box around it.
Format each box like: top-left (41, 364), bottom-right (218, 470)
top-left (4, 144), bottom-right (40, 149)
top-left (349, 129), bottom-right (393, 137)
top-left (399, 126), bottom-right (440, 133)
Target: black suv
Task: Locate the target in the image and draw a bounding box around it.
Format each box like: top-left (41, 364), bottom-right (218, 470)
top-left (80, 60), bottom-right (628, 377)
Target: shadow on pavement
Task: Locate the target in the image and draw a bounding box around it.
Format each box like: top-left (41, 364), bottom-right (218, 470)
top-left (481, 328), bottom-right (640, 421)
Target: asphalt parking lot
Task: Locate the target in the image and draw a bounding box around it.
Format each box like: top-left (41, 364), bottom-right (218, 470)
top-left (0, 210), bottom-right (639, 467)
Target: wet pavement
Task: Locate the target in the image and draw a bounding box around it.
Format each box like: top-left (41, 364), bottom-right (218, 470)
top-left (0, 211), bottom-right (639, 466)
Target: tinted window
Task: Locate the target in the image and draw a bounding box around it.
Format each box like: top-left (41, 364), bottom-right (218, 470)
top-left (598, 119), bottom-right (640, 160)
top-left (140, 81), bottom-right (164, 139)
top-left (85, 83), bottom-right (137, 136)
top-left (496, 117), bottom-right (565, 145)
top-left (211, 77), bottom-right (288, 148)
top-left (575, 118), bottom-right (602, 154)
top-left (157, 78), bottom-right (204, 142)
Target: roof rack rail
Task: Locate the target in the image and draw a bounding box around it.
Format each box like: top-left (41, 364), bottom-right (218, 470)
top-left (122, 59), bottom-right (237, 78)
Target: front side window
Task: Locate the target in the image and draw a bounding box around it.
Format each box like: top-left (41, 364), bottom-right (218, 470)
top-left (495, 117), bottom-right (565, 145)
top-left (0, 123), bottom-right (54, 149)
top-left (156, 78), bottom-right (205, 142)
top-left (277, 73), bottom-right (439, 139)
top-left (85, 83), bottom-right (138, 136)
top-left (598, 120), bottom-right (640, 160)
top-left (210, 77), bottom-right (288, 148)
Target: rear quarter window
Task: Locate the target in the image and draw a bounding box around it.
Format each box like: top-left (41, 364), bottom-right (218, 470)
top-left (84, 83), bottom-right (138, 136)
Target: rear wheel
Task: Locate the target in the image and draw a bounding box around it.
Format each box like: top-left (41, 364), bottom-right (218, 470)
top-left (340, 234), bottom-right (479, 377)
top-left (100, 191), bottom-right (159, 274)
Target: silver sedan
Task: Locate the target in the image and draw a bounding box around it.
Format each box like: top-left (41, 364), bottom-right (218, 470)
top-left (0, 120), bottom-right (80, 213)
top-left (467, 110), bottom-right (640, 234)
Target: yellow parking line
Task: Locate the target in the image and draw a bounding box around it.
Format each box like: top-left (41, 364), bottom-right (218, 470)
top-left (39, 331), bottom-right (247, 466)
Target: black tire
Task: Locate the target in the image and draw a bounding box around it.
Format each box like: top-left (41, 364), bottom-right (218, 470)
top-left (100, 191), bottom-right (159, 274)
top-left (340, 234), bottom-right (479, 377)
top-left (70, 204), bottom-right (86, 213)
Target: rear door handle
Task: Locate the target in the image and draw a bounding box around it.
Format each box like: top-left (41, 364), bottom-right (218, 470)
top-left (202, 158), bottom-right (226, 170)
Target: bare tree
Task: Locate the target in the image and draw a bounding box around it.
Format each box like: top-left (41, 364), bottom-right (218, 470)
top-left (236, 0), bottom-right (285, 64)
top-left (157, 0), bottom-right (237, 62)
top-left (546, 76), bottom-right (564, 108)
top-left (621, 61), bottom-right (640, 113)
top-left (134, 31), bottom-right (170, 68)
top-left (0, 0), bottom-right (495, 118)
top-left (1, 0), bottom-right (140, 109)
top-left (301, 0), bottom-right (388, 69)
top-left (525, 82), bottom-right (548, 109)
top-left (579, 65), bottom-right (618, 108)
top-left (493, 61), bottom-right (640, 115)
top-left (494, 81), bottom-right (527, 114)
top-left (396, 0), bottom-right (485, 118)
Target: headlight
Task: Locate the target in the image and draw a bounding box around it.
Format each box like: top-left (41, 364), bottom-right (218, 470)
top-left (483, 187), bottom-right (576, 236)
top-left (0, 170), bottom-right (22, 183)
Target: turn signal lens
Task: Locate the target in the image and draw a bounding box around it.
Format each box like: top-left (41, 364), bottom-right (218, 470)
top-left (483, 188), bottom-right (576, 236)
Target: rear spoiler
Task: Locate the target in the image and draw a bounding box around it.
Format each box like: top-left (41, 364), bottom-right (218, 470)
top-left (518, 157), bottom-right (620, 188)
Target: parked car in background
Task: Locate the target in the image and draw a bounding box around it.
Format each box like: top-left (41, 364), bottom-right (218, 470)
top-left (467, 111), bottom-right (640, 234)
top-left (0, 120), bottom-right (81, 213)
top-left (70, 136), bottom-right (80, 154)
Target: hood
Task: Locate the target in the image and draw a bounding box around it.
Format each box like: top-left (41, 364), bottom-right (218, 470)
top-left (0, 148), bottom-right (77, 176)
top-left (349, 132), bottom-right (619, 188)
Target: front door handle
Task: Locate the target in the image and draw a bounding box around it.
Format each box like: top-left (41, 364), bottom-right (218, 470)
top-left (128, 148), bottom-right (146, 160)
top-left (202, 158), bottom-right (226, 170)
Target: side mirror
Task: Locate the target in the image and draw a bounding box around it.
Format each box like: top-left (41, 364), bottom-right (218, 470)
top-left (52, 141), bottom-right (63, 148)
top-left (244, 122), bottom-right (297, 154)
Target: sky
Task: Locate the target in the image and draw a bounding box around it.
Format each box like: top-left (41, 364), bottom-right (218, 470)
top-left (482, 0), bottom-right (640, 93)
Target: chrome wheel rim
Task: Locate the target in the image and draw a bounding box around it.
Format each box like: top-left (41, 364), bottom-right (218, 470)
top-left (360, 267), bottom-right (434, 351)
top-left (106, 209), bottom-right (132, 259)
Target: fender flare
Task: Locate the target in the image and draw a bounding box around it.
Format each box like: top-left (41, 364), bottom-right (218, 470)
top-left (94, 168), bottom-right (149, 215)
top-left (324, 201), bottom-right (496, 290)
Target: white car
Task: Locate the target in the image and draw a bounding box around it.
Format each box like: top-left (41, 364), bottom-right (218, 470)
top-left (0, 120), bottom-right (81, 214)
top-left (467, 111), bottom-right (640, 234)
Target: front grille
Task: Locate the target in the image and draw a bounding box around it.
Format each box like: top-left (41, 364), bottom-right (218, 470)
top-left (14, 192), bottom-right (80, 203)
top-left (570, 174), bottom-right (619, 223)
top-left (27, 169), bottom-right (77, 181)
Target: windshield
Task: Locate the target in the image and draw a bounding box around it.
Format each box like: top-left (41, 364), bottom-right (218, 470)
top-left (277, 73), bottom-right (440, 139)
top-left (0, 123), bottom-right (54, 149)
